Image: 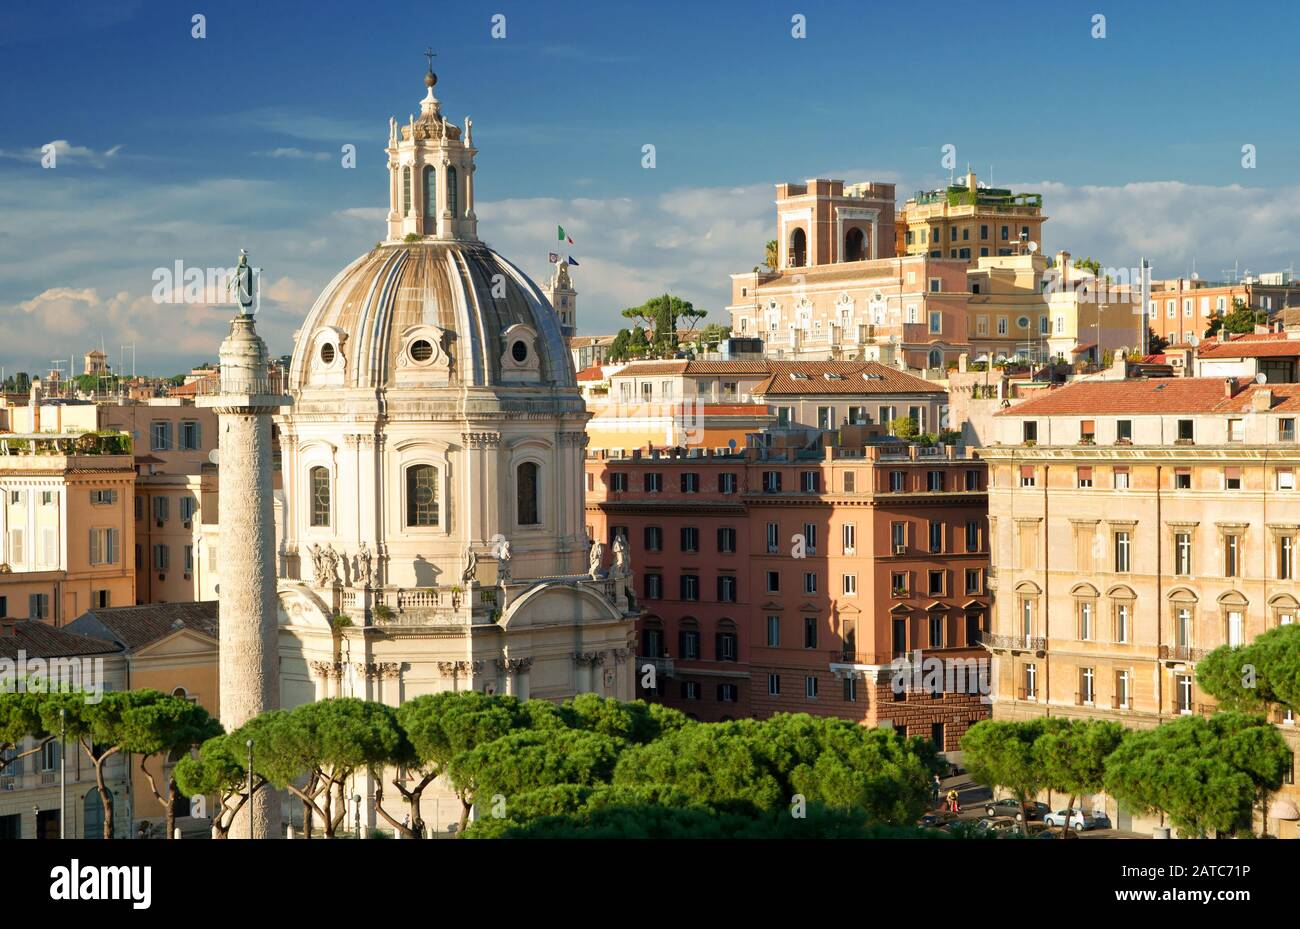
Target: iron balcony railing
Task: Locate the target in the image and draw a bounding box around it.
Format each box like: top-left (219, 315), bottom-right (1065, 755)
top-left (979, 631), bottom-right (1045, 652)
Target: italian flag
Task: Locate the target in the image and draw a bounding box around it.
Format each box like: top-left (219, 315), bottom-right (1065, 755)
top-left (557, 225), bottom-right (574, 245)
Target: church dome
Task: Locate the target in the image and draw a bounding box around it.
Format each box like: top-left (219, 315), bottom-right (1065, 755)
top-left (288, 240), bottom-right (574, 391)
top-left (287, 71), bottom-right (574, 394)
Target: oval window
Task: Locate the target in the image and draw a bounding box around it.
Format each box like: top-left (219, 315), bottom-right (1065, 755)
top-left (410, 339), bottom-right (433, 362)
top-left (511, 340), bottom-right (528, 363)
top-left (320, 343), bottom-right (336, 364)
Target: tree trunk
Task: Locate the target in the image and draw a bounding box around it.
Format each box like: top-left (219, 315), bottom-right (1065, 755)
top-left (458, 796), bottom-right (472, 836)
top-left (165, 778), bottom-right (178, 839)
top-left (302, 798), bottom-right (314, 839)
top-left (1060, 794), bottom-right (1076, 839)
top-left (93, 759), bottom-right (114, 839)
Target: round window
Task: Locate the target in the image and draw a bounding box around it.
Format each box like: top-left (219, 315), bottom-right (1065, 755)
top-left (511, 340), bottom-right (528, 363)
top-left (410, 339), bottom-right (433, 362)
top-left (1017, 316), bottom-right (1030, 329)
top-left (320, 343), bottom-right (336, 364)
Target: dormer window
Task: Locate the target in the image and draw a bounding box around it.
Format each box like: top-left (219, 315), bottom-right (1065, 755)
top-left (512, 340), bottom-right (528, 363)
top-left (320, 343), bottom-right (336, 364)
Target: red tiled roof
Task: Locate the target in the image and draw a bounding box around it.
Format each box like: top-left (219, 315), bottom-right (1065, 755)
top-left (994, 376), bottom-right (1298, 416)
top-left (610, 361), bottom-right (690, 376)
top-left (1197, 334), bottom-right (1300, 358)
top-left (575, 366), bottom-right (606, 381)
top-left (0, 620), bottom-right (121, 660)
top-left (755, 361), bottom-right (944, 396)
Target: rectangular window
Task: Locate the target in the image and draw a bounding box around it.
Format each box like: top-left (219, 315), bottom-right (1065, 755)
top-left (1024, 663), bottom-right (1037, 699)
top-left (843, 677), bottom-right (857, 702)
top-left (766, 571), bottom-right (780, 593)
top-left (892, 618), bottom-right (907, 657)
top-left (927, 470), bottom-right (944, 491)
top-left (1225, 534), bottom-right (1241, 577)
top-left (716, 575), bottom-right (736, 603)
top-left (716, 527), bottom-right (736, 553)
top-left (153, 496), bottom-right (169, 524)
top-left (891, 571), bottom-right (908, 596)
top-left (928, 570), bottom-right (944, 595)
top-left (717, 684), bottom-right (738, 703)
top-left (180, 495), bottom-right (196, 524)
top-left (644, 526), bottom-right (662, 551)
top-left (150, 421), bottom-right (173, 451)
top-left (801, 471), bottom-right (821, 493)
top-left (679, 574), bottom-right (699, 601)
top-left (1078, 601), bottom-right (1093, 640)
top-left (768, 674), bottom-right (781, 696)
top-left (1080, 667), bottom-right (1095, 705)
top-left (842, 523), bottom-right (856, 554)
top-left (929, 613), bottom-right (944, 648)
top-left (153, 544), bottom-right (170, 571)
top-left (891, 521), bottom-right (906, 550)
top-left (1177, 674), bottom-right (1193, 713)
top-left (966, 469), bottom-right (979, 491)
top-left (680, 527), bottom-right (699, 553)
top-left (766, 522), bottom-right (779, 554)
top-left (842, 574), bottom-right (857, 595)
top-left (762, 471), bottom-right (782, 493)
top-left (180, 420), bottom-right (201, 451)
top-left (1228, 610), bottom-right (1244, 647)
top-left (1114, 531), bottom-right (1131, 573)
top-left (1115, 603), bottom-right (1130, 643)
top-left (965, 568), bottom-right (980, 595)
top-left (929, 521), bottom-right (943, 553)
top-left (1228, 419), bottom-right (1245, 442)
top-left (1116, 670), bottom-right (1131, 709)
top-left (29, 593), bottom-right (49, 620)
top-left (805, 676), bottom-right (819, 699)
top-left (644, 573), bottom-right (662, 599)
top-left (1225, 467), bottom-right (1242, 491)
top-left (89, 489), bottom-right (117, 506)
top-left (679, 629), bottom-right (700, 660)
top-left (1116, 419), bottom-right (1132, 442)
top-left (842, 470), bottom-right (856, 492)
top-left (610, 472), bottom-right (628, 492)
top-left (804, 617), bottom-right (818, 649)
top-left (1280, 419), bottom-right (1296, 443)
top-left (766, 616), bottom-right (780, 647)
top-left (803, 572), bottom-right (817, 595)
top-left (817, 406), bottom-right (834, 430)
top-left (719, 472), bottom-right (737, 494)
top-left (802, 523), bottom-right (817, 554)
top-left (1281, 536), bottom-right (1295, 581)
top-left (965, 520), bottom-right (979, 551)
top-left (1278, 469), bottom-right (1295, 491)
top-left (1174, 468), bottom-right (1191, 490)
top-left (1175, 532), bottom-right (1192, 576)
top-left (1114, 468), bottom-right (1130, 490)
top-left (680, 472), bottom-right (699, 493)
top-left (889, 470), bottom-right (905, 492)
top-left (1080, 420), bottom-right (1096, 442)
top-left (1177, 419), bottom-right (1194, 441)
top-left (88, 528), bottom-right (118, 566)
top-left (644, 473), bottom-right (662, 493)
top-left (1020, 465), bottom-right (1036, 487)
top-left (1077, 466), bottom-right (1093, 488)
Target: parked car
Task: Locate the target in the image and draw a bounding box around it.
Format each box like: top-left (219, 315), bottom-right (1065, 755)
top-left (983, 798), bottom-right (1049, 822)
top-left (976, 817), bottom-right (1017, 834)
top-left (1041, 809), bottom-right (1103, 832)
top-left (917, 812), bottom-right (959, 829)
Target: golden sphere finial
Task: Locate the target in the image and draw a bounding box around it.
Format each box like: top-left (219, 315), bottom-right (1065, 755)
top-left (425, 70), bottom-right (437, 88)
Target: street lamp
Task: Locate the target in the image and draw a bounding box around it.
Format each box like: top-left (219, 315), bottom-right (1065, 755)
top-left (353, 793), bottom-right (361, 839)
top-left (59, 708), bottom-right (66, 840)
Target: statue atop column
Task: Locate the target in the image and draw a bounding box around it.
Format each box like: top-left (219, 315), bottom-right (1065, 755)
top-left (588, 539), bottom-right (605, 579)
top-left (612, 533), bottom-right (630, 577)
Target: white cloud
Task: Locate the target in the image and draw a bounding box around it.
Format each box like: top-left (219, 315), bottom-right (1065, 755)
top-left (0, 139), bottom-right (123, 168)
top-left (255, 147), bottom-right (332, 162)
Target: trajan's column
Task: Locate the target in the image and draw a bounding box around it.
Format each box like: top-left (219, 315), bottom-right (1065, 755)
top-left (198, 251), bottom-right (289, 838)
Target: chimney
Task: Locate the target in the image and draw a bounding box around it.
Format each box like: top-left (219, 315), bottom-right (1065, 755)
top-left (1253, 387), bottom-right (1273, 411)
top-left (1225, 377), bottom-right (1241, 398)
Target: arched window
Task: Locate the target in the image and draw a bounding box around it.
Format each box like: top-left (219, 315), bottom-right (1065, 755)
top-left (405, 464), bottom-right (439, 527)
top-left (446, 165), bottom-right (458, 216)
top-left (844, 227), bottom-right (865, 262)
top-left (928, 349), bottom-right (943, 369)
top-left (423, 165), bottom-right (436, 218)
top-left (402, 167), bottom-right (411, 214)
top-left (309, 466), bottom-right (330, 527)
top-left (517, 462), bottom-right (540, 526)
top-left (789, 228), bottom-right (807, 268)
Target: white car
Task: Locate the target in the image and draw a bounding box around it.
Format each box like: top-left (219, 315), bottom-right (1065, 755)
top-left (1041, 809), bottom-right (1101, 832)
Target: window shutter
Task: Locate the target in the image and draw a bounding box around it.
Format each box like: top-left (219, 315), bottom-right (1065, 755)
top-left (1019, 465), bottom-right (1034, 479)
top-left (1225, 466), bottom-right (1242, 480)
top-left (89, 529), bottom-right (101, 565)
top-left (715, 632), bottom-right (724, 661)
top-left (1078, 466), bottom-right (1093, 482)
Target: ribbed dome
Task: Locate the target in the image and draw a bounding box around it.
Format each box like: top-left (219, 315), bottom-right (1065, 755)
top-left (288, 241), bottom-right (574, 391)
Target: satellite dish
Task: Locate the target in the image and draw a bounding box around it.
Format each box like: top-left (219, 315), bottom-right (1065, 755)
top-left (208, 449), bottom-right (220, 465)
top-left (1256, 372), bottom-right (1268, 384)
top-left (1027, 241), bottom-right (1039, 253)
top-left (727, 438), bottom-right (737, 450)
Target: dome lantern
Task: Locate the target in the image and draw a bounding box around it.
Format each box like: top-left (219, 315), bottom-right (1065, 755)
top-left (386, 58), bottom-right (477, 243)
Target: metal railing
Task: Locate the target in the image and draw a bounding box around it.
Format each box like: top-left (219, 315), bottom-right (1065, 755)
top-left (1158, 644), bottom-right (1212, 662)
top-left (979, 631), bottom-right (1045, 651)
top-left (194, 371), bottom-right (285, 397)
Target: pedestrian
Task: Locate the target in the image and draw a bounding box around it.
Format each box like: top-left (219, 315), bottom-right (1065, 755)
top-left (947, 788), bottom-right (961, 814)
top-left (932, 774), bottom-right (942, 807)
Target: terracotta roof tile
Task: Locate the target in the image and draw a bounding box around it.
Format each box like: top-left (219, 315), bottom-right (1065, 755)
top-left (68, 601), bottom-right (218, 651)
top-left (996, 377), bottom-right (1274, 416)
top-left (755, 361), bottom-right (944, 396)
top-left (0, 621), bottom-right (122, 660)
top-left (1197, 334), bottom-right (1300, 358)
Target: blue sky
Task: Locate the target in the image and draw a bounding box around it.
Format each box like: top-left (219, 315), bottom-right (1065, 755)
top-left (3, 0), bottom-right (1300, 374)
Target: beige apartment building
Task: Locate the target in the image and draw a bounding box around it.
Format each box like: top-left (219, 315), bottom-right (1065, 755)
top-left (0, 438), bottom-right (137, 623)
top-left (728, 178), bottom-right (969, 369)
top-left (897, 171), bottom-right (1045, 263)
top-left (981, 376), bottom-right (1300, 836)
top-left (967, 251), bottom-right (1142, 365)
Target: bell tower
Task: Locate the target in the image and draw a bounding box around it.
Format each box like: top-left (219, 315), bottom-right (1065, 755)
top-left (386, 56), bottom-right (478, 242)
top-left (542, 260), bottom-right (577, 340)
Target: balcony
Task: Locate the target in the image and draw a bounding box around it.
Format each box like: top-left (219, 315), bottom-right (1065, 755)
top-left (979, 631), bottom-right (1045, 652)
top-left (828, 648), bottom-right (857, 663)
top-left (1159, 644), bottom-right (1212, 662)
